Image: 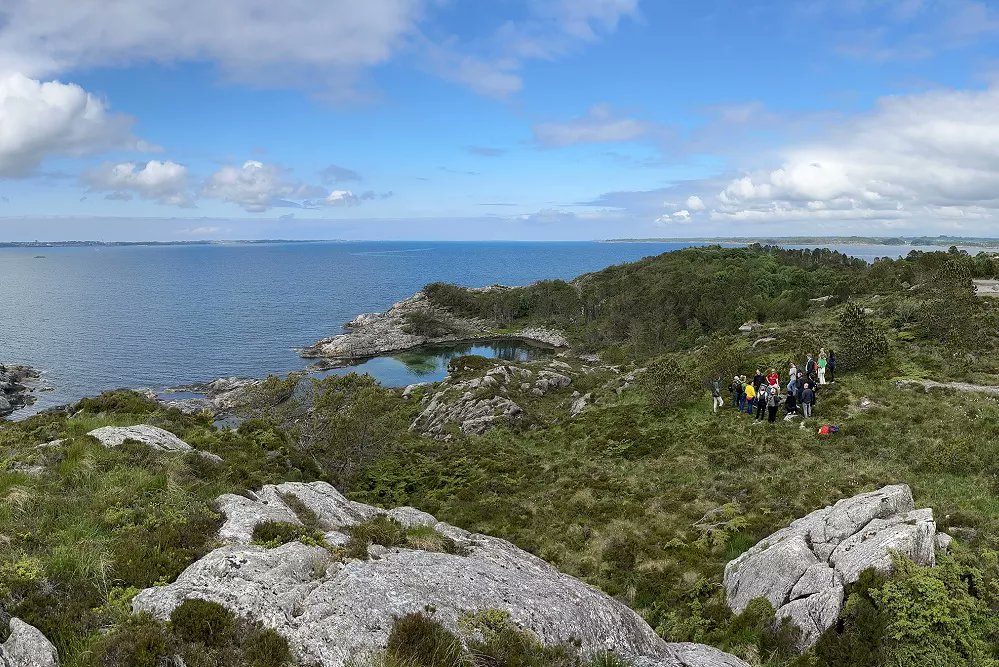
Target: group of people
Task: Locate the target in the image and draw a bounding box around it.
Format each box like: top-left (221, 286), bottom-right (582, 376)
top-left (708, 349), bottom-right (836, 423)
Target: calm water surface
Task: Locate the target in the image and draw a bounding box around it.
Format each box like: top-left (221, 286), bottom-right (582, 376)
top-left (1, 241), bottom-right (690, 414)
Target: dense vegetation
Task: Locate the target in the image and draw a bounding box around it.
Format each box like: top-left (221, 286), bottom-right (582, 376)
top-left (3, 244), bottom-right (999, 666)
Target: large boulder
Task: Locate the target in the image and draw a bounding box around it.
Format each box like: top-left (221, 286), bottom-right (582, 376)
top-left (87, 425), bottom-right (222, 463)
top-left (0, 618), bottom-right (59, 667)
top-left (134, 482), bottom-right (747, 667)
top-left (724, 485), bottom-right (937, 650)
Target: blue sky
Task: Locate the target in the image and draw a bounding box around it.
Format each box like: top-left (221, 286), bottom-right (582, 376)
top-left (2, 0), bottom-right (999, 240)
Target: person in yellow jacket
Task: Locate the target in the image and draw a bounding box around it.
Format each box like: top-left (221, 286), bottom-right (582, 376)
top-left (743, 382), bottom-right (756, 415)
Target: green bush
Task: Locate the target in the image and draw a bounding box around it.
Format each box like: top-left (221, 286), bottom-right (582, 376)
top-left (244, 625), bottom-right (293, 667)
top-left (170, 599), bottom-right (236, 648)
top-left (836, 303), bottom-right (889, 371)
top-left (641, 354), bottom-right (698, 409)
top-left (402, 311), bottom-right (456, 338)
top-left (75, 390), bottom-right (159, 415)
top-left (251, 521), bottom-right (329, 549)
top-left (385, 612), bottom-right (465, 667)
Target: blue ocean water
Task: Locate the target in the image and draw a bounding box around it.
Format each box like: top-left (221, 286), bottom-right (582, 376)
top-left (1, 241), bottom-right (693, 414)
top-left (0, 240), bottom-right (972, 416)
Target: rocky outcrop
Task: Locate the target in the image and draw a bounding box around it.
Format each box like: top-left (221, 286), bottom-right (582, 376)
top-left (724, 485), bottom-right (938, 650)
top-left (133, 481), bottom-right (747, 667)
top-left (0, 618), bottom-right (59, 667)
top-left (895, 379), bottom-right (999, 397)
top-left (300, 291), bottom-right (568, 361)
top-left (87, 425), bottom-right (222, 463)
top-left (0, 365), bottom-right (42, 418)
top-left (411, 360), bottom-right (579, 438)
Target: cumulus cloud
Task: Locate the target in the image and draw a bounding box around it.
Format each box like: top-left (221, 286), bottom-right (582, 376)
top-left (659, 84), bottom-right (999, 230)
top-left (202, 160), bottom-right (323, 212)
top-left (534, 104), bottom-right (661, 147)
top-left (199, 160), bottom-right (390, 212)
top-left (0, 0), bottom-right (422, 96)
top-left (0, 73), bottom-right (142, 177)
top-left (84, 160), bottom-right (192, 206)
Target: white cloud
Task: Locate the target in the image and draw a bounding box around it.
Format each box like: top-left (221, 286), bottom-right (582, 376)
top-left (667, 84), bottom-right (999, 229)
top-left (0, 73), bottom-right (141, 177)
top-left (203, 160), bottom-right (321, 212)
top-left (424, 0), bottom-right (637, 98)
top-left (200, 161), bottom-right (387, 212)
top-left (84, 160), bottom-right (192, 206)
top-left (0, 0), bottom-right (422, 96)
top-left (534, 104), bottom-right (660, 147)
top-left (685, 195), bottom-right (705, 211)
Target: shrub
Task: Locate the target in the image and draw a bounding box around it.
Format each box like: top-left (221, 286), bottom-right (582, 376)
top-left (836, 303), bottom-right (889, 371)
top-left (385, 613), bottom-right (466, 667)
top-left (244, 625), bottom-right (293, 667)
top-left (344, 515), bottom-right (407, 559)
top-left (251, 521), bottom-right (329, 549)
top-left (94, 614), bottom-right (173, 667)
top-left (404, 525), bottom-right (465, 556)
top-left (170, 599), bottom-right (236, 648)
top-left (402, 311), bottom-right (455, 338)
top-left (75, 390), bottom-right (158, 415)
top-left (641, 354), bottom-right (698, 409)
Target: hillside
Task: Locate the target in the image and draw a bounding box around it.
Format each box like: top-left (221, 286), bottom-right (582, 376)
top-left (3, 245), bottom-right (999, 667)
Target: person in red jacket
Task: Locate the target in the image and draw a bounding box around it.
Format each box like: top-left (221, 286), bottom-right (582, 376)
top-left (766, 368), bottom-right (779, 387)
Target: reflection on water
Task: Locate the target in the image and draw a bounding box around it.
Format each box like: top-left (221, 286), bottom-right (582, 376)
top-left (318, 342), bottom-right (551, 387)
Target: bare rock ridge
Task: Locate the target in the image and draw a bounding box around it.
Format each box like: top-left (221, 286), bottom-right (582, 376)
top-left (87, 425), bottom-right (222, 463)
top-left (133, 480), bottom-right (747, 667)
top-left (0, 365), bottom-right (42, 418)
top-left (723, 484), bottom-right (938, 650)
top-left (0, 618), bottom-right (59, 667)
top-left (300, 291), bottom-right (569, 361)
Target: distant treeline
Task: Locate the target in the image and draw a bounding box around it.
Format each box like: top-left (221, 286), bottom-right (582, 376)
top-left (424, 244), bottom-right (999, 357)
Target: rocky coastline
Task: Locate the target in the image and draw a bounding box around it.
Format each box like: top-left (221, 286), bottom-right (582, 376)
top-left (0, 364), bottom-right (43, 418)
top-left (299, 291), bottom-right (570, 362)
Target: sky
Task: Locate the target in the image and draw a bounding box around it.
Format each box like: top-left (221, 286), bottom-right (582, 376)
top-left (2, 0), bottom-right (999, 241)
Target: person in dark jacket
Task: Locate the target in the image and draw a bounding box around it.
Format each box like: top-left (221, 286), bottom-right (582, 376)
top-left (756, 385), bottom-right (768, 420)
top-left (729, 376), bottom-right (741, 410)
top-left (828, 350), bottom-right (836, 383)
top-left (785, 389), bottom-right (797, 417)
top-left (753, 369), bottom-right (764, 392)
top-left (767, 385), bottom-right (779, 422)
top-left (709, 377), bottom-right (723, 413)
top-left (801, 383), bottom-right (815, 418)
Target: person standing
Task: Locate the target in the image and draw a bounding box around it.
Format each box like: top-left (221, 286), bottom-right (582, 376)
top-left (753, 368), bottom-right (764, 393)
top-left (789, 362), bottom-right (798, 383)
top-left (818, 351), bottom-right (828, 385)
top-left (756, 387), bottom-right (768, 420)
top-left (784, 388), bottom-right (797, 417)
top-left (710, 377), bottom-right (723, 413)
top-left (801, 382), bottom-right (815, 418)
top-left (828, 350), bottom-right (836, 383)
top-left (767, 368), bottom-right (779, 387)
top-left (729, 376), bottom-right (741, 410)
top-left (767, 385), bottom-right (779, 422)
top-left (737, 376), bottom-right (747, 412)
top-left (805, 354), bottom-right (816, 379)
top-left (744, 381), bottom-right (756, 415)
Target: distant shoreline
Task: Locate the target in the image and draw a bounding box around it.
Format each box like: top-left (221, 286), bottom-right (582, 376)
top-left (3, 237), bottom-right (999, 249)
top-left (602, 236), bottom-right (999, 248)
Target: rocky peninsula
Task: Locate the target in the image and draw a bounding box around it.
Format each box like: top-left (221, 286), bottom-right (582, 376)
top-left (300, 290), bottom-right (569, 362)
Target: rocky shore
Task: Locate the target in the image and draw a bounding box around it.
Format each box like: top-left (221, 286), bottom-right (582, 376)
top-left (0, 364), bottom-right (42, 418)
top-left (300, 291), bottom-right (569, 362)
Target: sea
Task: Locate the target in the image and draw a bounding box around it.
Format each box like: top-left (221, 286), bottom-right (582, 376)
top-left (0, 240), bottom-right (978, 416)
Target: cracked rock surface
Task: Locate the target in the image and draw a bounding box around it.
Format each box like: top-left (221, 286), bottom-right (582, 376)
top-left (87, 425), bottom-right (222, 463)
top-left (0, 618), bottom-right (59, 667)
top-left (134, 481), bottom-right (747, 667)
top-left (724, 484), bottom-right (937, 650)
